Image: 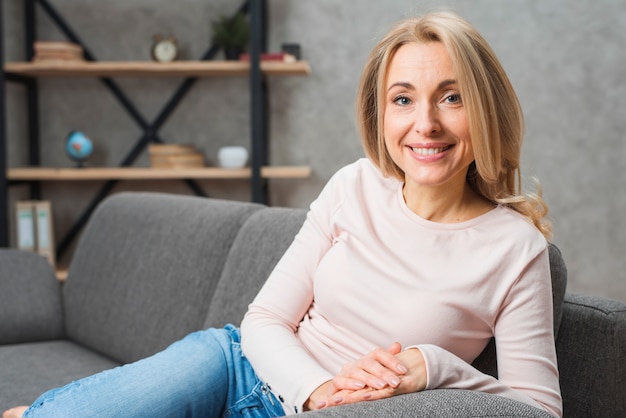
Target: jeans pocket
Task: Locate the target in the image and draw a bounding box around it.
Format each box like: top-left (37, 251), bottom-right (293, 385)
top-left (224, 382), bottom-right (283, 418)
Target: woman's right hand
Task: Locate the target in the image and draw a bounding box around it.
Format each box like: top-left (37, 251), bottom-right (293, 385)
top-left (304, 380), bottom-right (338, 411)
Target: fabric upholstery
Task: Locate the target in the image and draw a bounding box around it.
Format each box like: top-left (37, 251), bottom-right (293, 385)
top-left (0, 341), bottom-right (119, 411)
top-left (203, 207), bottom-right (308, 328)
top-left (63, 192), bottom-right (263, 364)
top-left (0, 249), bottom-right (64, 344)
top-left (556, 293), bottom-right (626, 418)
top-left (303, 389), bottom-right (553, 417)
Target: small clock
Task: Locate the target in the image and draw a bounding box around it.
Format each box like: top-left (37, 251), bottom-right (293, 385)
top-left (151, 34), bottom-right (179, 63)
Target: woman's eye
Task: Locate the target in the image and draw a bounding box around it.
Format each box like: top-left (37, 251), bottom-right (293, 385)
top-left (393, 96), bottom-right (411, 106)
top-left (444, 93), bottom-right (462, 104)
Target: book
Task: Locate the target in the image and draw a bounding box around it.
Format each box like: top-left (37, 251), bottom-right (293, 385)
top-left (15, 200), bottom-right (56, 268)
top-left (35, 201), bottom-right (55, 268)
top-left (16, 201), bottom-right (36, 252)
top-left (238, 52), bottom-right (297, 63)
top-left (33, 41), bottom-right (82, 53)
top-left (33, 51), bottom-right (84, 62)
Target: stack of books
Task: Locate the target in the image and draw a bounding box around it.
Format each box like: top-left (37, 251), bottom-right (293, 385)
top-left (33, 41), bottom-right (84, 62)
top-left (148, 144), bottom-right (205, 168)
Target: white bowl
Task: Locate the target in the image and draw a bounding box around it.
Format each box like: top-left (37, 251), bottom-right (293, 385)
top-left (218, 146), bottom-right (248, 168)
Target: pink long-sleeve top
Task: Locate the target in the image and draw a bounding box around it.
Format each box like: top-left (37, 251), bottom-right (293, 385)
top-left (240, 158), bottom-right (562, 417)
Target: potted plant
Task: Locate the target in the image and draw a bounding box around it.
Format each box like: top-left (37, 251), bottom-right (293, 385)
top-left (211, 12), bottom-right (250, 60)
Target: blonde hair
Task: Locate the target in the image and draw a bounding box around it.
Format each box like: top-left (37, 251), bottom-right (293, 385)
top-left (356, 11), bottom-right (552, 239)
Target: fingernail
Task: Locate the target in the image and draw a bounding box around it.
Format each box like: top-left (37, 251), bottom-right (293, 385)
top-left (353, 381), bottom-right (365, 388)
top-left (397, 364), bottom-right (408, 373)
top-left (373, 379), bottom-right (386, 389)
top-left (332, 396), bottom-right (343, 404)
top-left (389, 377), bottom-right (400, 387)
top-left (317, 401), bottom-right (327, 409)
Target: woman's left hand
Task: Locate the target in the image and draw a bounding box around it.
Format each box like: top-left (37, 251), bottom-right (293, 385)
top-left (324, 343), bottom-right (428, 408)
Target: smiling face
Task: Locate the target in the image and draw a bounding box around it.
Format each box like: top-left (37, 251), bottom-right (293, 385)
top-left (383, 41), bottom-right (474, 195)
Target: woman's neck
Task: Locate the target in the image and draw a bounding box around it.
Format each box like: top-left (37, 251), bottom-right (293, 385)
top-left (402, 180), bottom-right (494, 223)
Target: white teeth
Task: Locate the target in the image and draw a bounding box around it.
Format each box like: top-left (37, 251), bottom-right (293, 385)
top-left (411, 147), bottom-right (445, 155)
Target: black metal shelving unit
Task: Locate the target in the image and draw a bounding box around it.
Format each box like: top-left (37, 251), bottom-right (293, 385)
top-left (0, 0), bottom-right (276, 255)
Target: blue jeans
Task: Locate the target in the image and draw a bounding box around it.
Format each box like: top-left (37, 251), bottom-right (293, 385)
top-left (24, 325), bottom-right (286, 418)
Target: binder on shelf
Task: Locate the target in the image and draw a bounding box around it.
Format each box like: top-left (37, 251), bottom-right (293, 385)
top-left (14, 200), bottom-right (56, 268)
top-left (16, 201), bottom-right (36, 252)
top-left (35, 201), bottom-right (56, 268)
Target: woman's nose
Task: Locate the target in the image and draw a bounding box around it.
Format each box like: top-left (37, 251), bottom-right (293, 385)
top-left (413, 105), bottom-right (441, 136)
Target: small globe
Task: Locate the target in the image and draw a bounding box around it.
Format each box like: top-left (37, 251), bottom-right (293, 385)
top-left (65, 131), bottom-right (93, 167)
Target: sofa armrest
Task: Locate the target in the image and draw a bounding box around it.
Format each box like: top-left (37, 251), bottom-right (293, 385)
top-left (302, 389), bottom-right (552, 417)
top-left (556, 293), bottom-right (626, 418)
top-left (0, 249), bottom-right (65, 344)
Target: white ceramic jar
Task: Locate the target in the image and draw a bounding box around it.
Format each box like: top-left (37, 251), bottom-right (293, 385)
top-left (217, 146), bottom-right (248, 168)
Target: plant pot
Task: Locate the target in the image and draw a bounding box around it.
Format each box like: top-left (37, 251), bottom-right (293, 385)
top-left (224, 47), bottom-right (243, 61)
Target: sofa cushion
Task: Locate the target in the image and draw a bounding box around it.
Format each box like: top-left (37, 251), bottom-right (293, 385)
top-left (63, 193), bottom-right (263, 364)
top-left (203, 207), bottom-right (308, 328)
top-left (0, 340), bottom-right (120, 412)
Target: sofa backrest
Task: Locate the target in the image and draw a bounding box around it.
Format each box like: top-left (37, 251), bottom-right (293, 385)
top-left (0, 249), bottom-right (64, 344)
top-left (63, 192), bottom-right (263, 364)
top-left (203, 207), bottom-right (308, 328)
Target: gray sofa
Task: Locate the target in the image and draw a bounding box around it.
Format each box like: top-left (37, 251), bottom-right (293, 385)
top-left (0, 192), bottom-right (624, 417)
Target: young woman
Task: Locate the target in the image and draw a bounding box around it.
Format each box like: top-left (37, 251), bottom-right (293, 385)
top-left (3, 11), bottom-right (562, 418)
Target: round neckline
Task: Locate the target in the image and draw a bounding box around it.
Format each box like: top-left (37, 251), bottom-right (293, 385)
top-left (395, 182), bottom-right (500, 230)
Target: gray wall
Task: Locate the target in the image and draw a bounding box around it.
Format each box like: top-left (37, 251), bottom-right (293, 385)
top-left (3, 0), bottom-right (625, 302)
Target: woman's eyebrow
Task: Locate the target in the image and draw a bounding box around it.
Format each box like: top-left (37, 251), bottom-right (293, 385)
top-left (387, 79), bottom-right (458, 93)
top-left (387, 81), bottom-right (414, 92)
top-left (438, 79), bottom-right (457, 89)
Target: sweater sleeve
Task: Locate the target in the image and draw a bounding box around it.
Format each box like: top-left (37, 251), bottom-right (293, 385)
top-left (240, 174), bottom-right (342, 413)
top-left (418, 248), bottom-right (562, 418)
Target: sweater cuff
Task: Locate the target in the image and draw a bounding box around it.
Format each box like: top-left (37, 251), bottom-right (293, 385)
top-left (291, 371), bottom-right (334, 414)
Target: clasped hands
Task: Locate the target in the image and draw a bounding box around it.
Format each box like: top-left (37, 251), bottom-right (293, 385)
top-left (305, 342), bottom-right (427, 411)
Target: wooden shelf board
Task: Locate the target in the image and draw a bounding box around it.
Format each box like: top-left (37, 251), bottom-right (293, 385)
top-left (4, 60), bottom-right (311, 77)
top-left (8, 166), bottom-right (312, 180)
